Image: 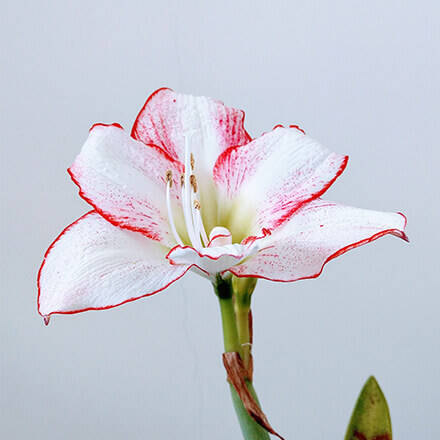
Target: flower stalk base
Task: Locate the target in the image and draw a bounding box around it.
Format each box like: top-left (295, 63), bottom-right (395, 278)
top-left (216, 277), bottom-right (273, 440)
top-left (230, 382), bottom-right (270, 440)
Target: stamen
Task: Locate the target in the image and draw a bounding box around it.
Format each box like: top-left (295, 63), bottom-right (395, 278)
top-left (189, 171), bottom-right (207, 246)
top-left (165, 170), bottom-right (173, 187)
top-left (195, 209), bottom-right (209, 246)
top-left (190, 174), bottom-right (198, 193)
top-left (167, 133), bottom-right (209, 250)
top-left (165, 180), bottom-right (183, 246)
top-left (182, 135), bottom-right (202, 249)
top-left (189, 188), bottom-right (203, 249)
top-left (181, 180), bottom-right (196, 247)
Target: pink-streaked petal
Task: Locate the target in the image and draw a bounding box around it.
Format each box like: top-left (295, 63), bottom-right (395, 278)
top-left (131, 88), bottom-right (250, 172)
top-left (230, 199), bottom-right (407, 282)
top-left (69, 124), bottom-right (184, 246)
top-left (166, 243), bottom-right (259, 276)
top-left (213, 126), bottom-right (348, 232)
top-left (38, 212), bottom-right (189, 318)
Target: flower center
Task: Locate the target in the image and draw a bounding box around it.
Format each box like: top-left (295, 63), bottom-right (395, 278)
top-left (165, 136), bottom-right (213, 250)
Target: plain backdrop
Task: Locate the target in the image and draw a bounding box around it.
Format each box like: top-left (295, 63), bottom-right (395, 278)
top-left (1, 1), bottom-right (439, 439)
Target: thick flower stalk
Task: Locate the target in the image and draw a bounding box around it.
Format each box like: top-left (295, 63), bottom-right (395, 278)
top-left (38, 88), bottom-right (407, 438)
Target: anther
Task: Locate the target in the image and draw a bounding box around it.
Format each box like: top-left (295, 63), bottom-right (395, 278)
top-left (190, 174), bottom-right (198, 193)
top-left (194, 200), bottom-right (201, 210)
top-left (180, 174), bottom-right (185, 186)
top-left (190, 153), bottom-right (195, 170)
top-left (165, 170), bottom-right (173, 187)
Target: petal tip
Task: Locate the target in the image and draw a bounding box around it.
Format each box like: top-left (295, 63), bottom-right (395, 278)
top-left (396, 211), bottom-right (408, 227)
top-left (289, 124), bottom-right (306, 134)
top-left (130, 87), bottom-right (175, 139)
top-left (89, 122), bottom-right (123, 132)
top-left (400, 232), bottom-right (410, 243)
top-left (395, 212), bottom-right (408, 242)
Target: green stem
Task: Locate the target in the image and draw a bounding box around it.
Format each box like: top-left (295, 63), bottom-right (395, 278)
top-left (230, 381), bottom-right (271, 440)
top-left (218, 295), bottom-right (241, 353)
top-left (233, 276), bottom-right (256, 370)
top-left (216, 281), bottom-right (270, 440)
top-left (236, 305), bottom-right (251, 369)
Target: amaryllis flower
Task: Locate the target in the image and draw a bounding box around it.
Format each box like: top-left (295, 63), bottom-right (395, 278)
top-left (38, 88), bottom-right (407, 321)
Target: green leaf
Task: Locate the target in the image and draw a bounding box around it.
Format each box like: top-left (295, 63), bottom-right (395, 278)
top-left (344, 376), bottom-right (392, 440)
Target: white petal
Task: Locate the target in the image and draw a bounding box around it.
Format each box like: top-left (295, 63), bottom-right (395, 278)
top-left (69, 124), bottom-right (184, 246)
top-left (38, 212), bottom-right (188, 317)
top-left (131, 89), bottom-right (251, 231)
top-left (230, 199), bottom-right (407, 281)
top-left (208, 226), bottom-right (232, 247)
top-left (166, 243), bottom-right (259, 276)
top-left (213, 126), bottom-right (348, 233)
top-left (131, 88), bottom-right (250, 173)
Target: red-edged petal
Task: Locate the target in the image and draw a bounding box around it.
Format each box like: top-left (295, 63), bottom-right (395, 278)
top-left (213, 126), bottom-right (348, 232)
top-left (37, 212), bottom-right (189, 318)
top-left (230, 199), bottom-right (407, 282)
top-left (166, 243), bottom-right (259, 276)
top-left (69, 124), bottom-right (183, 246)
top-left (207, 226), bottom-right (232, 247)
top-left (131, 88), bottom-right (250, 171)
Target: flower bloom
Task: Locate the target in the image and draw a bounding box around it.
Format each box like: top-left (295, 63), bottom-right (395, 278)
top-left (38, 88), bottom-right (407, 322)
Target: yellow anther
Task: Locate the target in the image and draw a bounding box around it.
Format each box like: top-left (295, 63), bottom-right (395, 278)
top-left (193, 200), bottom-right (201, 210)
top-left (180, 174), bottom-right (185, 186)
top-left (190, 174), bottom-right (198, 193)
top-left (190, 153), bottom-right (195, 170)
top-left (165, 170), bottom-right (173, 187)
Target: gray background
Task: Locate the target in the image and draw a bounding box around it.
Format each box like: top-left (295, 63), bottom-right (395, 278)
top-left (1, 0), bottom-right (438, 438)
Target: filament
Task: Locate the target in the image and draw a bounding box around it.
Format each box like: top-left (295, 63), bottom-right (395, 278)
top-left (166, 179), bottom-right (183, 246)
